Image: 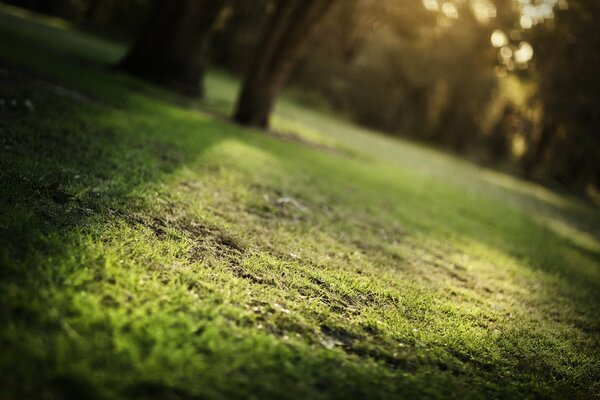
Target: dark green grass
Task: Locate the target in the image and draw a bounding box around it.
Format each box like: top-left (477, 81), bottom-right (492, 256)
top-left (0, 5), bottom-right (599, 399)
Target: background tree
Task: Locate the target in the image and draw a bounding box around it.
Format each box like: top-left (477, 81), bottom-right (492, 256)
top-left (233, 0), bottom-right (340, 128)
top-left (290, 0), bottom-right (496, 152)
top-left (523, 0), bottom-right (600, 190)
top-left (117, 0), bottom-right (226, 97)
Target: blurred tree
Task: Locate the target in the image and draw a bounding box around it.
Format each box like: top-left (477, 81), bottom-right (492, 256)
top-left (233, 0), bottom-right (340, 128)
top-left (210, 1), bottom-right (270, 75)
top-left (425, 5), bottom-right (497, 152)
top-left (524, 0), bottom-right (600, 190)
top-left (117, 0), bottom-right (226, 97)
top-left (291, 0), bottom-right (435, 129)
top-left (291, 0), bottom-right (497, 153)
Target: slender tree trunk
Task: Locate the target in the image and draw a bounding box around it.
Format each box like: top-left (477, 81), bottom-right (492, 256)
top-left (234, 0), bottom-right (337, 128)
top-left (117, 0), bottom-right (224, 98)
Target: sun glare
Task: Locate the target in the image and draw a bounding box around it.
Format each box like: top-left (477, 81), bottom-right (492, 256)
top-left (423, 0), bottom-right (439, 12)
top-left (441, 2), bottom-right (459, 19)
top-left (472, 0), bottom-right (497, 23)
top-left (491, 30), bottom-right (509, 48)
top-left (520, 14), bottom-right (533, 29)
top-left (514, 41), bottom-right (534, 64)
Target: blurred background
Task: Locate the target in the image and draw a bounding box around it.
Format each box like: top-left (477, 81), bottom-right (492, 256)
top-left (4, 0), bottom-right (598, 199)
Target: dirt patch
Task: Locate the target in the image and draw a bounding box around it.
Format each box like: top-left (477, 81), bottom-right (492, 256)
top-left (318, 325), bottom-right (423, 372)
top-left (320, 325), bottom-right (356, 349)
top-left (180, 220), bottom-right (245, 260)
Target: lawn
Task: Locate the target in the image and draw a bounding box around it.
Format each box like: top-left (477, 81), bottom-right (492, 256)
top-left (0, 5), bottom-right (599, 399)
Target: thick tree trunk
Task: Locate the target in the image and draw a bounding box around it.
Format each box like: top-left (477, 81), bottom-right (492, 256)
top-left (234, 0), bottom-right (337, 128)
top-left (117, 0), bottom-right (224, 98)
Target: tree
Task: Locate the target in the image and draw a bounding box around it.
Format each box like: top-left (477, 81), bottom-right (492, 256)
top-left (524, 0), bottom-right (600, 189)
top-left (233, 0), bottom-right (339, 128)
top-left (117, 0), bottom-right (226, 98)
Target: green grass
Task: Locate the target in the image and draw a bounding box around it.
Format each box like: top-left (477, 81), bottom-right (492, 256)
top-left (1, 5), bottom-right (599, 399)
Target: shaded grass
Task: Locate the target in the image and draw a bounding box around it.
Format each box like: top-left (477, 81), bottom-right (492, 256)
top-left (0, 5), bottom-right (599, 399)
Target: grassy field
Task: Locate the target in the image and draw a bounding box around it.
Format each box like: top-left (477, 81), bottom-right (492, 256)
top-left (1, 5), bottom-right (599, 399)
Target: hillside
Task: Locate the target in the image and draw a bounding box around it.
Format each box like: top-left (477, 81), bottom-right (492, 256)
top-left (0, 6), bottom-right (599, 399)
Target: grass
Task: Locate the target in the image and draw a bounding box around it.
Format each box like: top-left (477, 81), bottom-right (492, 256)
top-left (1, 5), bottom-right (599, 399)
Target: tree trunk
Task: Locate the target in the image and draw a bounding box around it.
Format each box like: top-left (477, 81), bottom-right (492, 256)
top-left (234, 0), bottom-right (337, 128)
top-left (117, 0), bottom-right (224, 98)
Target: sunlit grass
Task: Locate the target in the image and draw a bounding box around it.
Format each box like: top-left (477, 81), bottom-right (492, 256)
top-left (0, 6), bottom-right (599, 400)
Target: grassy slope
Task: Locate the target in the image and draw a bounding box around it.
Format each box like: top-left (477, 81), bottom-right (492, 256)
top-left (1, 5), bottom-right (599, 399)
